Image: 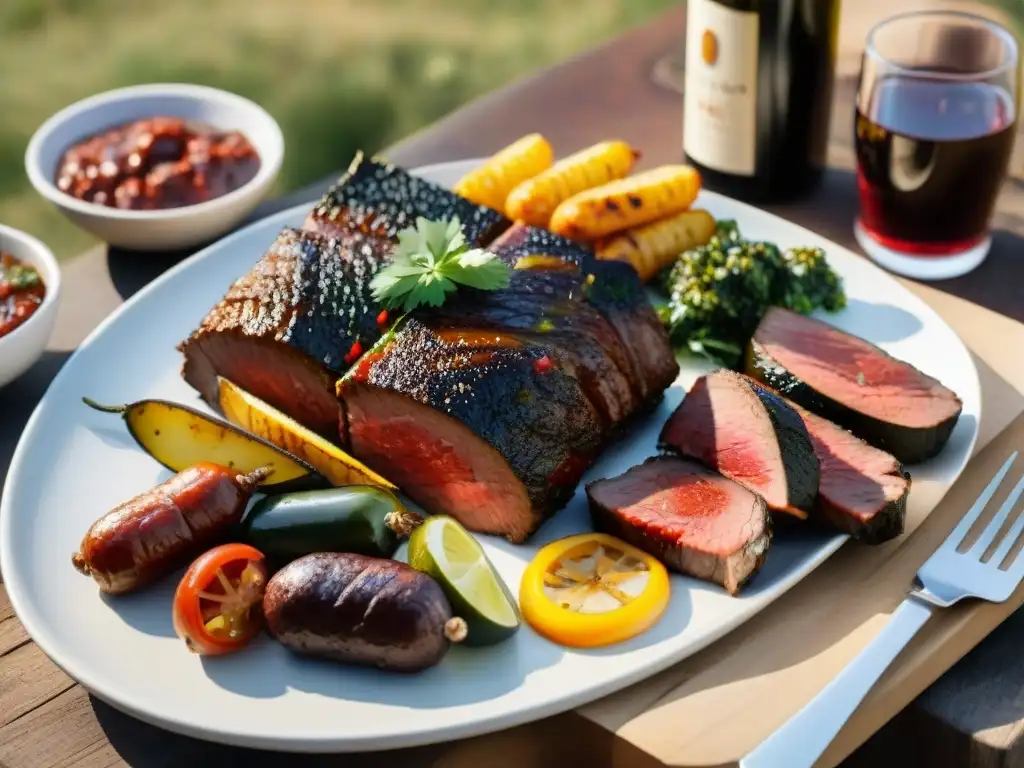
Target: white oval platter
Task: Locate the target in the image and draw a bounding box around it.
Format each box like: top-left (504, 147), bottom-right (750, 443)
top-left (0, 159), bottom-right (980, 752)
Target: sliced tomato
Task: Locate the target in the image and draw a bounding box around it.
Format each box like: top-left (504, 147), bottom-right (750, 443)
top-left (519, 533), bottom-right (670, 648)
top-left (172, 543), bottom-right (268, 656)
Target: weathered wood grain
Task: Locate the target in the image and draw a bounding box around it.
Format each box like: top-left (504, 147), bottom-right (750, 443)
top-left (1, 1), bottom-right (1024, 767)
top-left (0, 642), bottom-right (75, 729)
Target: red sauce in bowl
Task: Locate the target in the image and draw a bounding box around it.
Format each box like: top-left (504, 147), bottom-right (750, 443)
top-left (0, 252), bottom-right (46, 339)
top-left (54, 117), bottom-right (260, 210)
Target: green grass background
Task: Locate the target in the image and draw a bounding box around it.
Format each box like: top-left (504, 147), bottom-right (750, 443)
top-left (0, 0), bottom-right (678, 260)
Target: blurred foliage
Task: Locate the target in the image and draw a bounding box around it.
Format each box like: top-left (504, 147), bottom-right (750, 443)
top-left (0, 0), bottom-right (677, 259)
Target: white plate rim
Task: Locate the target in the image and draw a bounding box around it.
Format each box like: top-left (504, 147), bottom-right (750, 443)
top-left (0, 158), bottom-right (981, 752)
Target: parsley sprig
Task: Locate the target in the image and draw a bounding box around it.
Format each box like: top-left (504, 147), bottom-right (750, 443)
top-left (370, 216), bottom-right (510, 312)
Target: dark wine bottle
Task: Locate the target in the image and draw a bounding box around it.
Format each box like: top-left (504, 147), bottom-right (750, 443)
top-left (682, 0), bottom-right (841, 202)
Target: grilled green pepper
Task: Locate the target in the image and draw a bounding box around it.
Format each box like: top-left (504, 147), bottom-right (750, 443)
top-left (240, 486), bottom-right (423, 562)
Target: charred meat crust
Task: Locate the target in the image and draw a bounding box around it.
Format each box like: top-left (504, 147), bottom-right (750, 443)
top-left (418, 268), bottom-right (642, 430)
top-left (304, 151), bottom-right (511, 244)
top-left (585, 259), bottom-right (680, 401)
top-left (744, 376), bottom-right (911, 544)
top-left (180, 154), bottom-right (510, 434)
top-left (488, 224), bottom-right (679, 403)
top-left (749, 337), bottom-right (959, 464)
top-left (744, 380), bottom-right (821, 512)
top-left (340, 319), bottom-right (604, 537)
top-left (814, 486), bottom-right (909, 543)
top-left (178, 227), bottom-right (390, 435)
top-left (263, 552), bottom-right (457, 673)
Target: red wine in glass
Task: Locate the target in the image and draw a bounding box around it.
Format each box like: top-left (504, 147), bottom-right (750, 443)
top-left (853, 12), bottom-right (1018, 279)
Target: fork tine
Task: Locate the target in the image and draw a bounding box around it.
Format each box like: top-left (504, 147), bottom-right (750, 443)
top-left (971, 473), bottom-right (1024, 558)
top-left (948, 451), bottom-right (1018, 550)
top-left (991, 474), bottom-right (1024, 566)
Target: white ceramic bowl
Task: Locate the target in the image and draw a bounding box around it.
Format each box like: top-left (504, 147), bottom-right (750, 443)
top-left (0, 224), bottom-right (61, 389)
top-left (25, 83), bottom-right (284, 252)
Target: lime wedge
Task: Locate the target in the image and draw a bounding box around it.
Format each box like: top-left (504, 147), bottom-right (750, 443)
top-left (408, 516), bottom-right (520, 646)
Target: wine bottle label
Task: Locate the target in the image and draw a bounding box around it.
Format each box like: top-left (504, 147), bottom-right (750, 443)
top-left (683, 0), bottom-right (759, 176)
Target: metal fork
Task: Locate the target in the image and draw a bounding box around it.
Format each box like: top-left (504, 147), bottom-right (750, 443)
top-left (740, 451), bottom-right (1024, 768)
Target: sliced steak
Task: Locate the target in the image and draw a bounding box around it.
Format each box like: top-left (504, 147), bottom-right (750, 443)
top-left (488, 224), bottom-right (679, 403)
top-left (304, 152), bottom-right (510, 244)
top-left (178, 228), bottom-right (390, 436)
top-left (586, 456), bottom-right (771, 595)
top-left (180, 154), bottom-right (509, 436)
top-left (420, 269), bottom-right (641, 429)
top-left (747, 307), bottom-right (963, 463)
top-left (586, 259), bottom-right (679, 402)
top-left (338, 318), bottom-right (604, 542)
top-left (659, 369), bottom-right (820, 518)
top-left (745, 377), bottom-right (911, 543)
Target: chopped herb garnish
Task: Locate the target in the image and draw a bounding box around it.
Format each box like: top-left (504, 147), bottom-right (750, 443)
top-left (370, 216), bottom-right (511, 312)
top-left (659, 220), bottom-right (846, 368)
top-left (3, 263), bottom-right (41, 291)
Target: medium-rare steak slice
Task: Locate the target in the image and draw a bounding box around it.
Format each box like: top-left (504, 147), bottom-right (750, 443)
top-left (746, 376), bottom-right (911, 543)
top-left (304, 152), bottom-right (510, 244)
top-left (747, 307), bottom-right (963, 463)
top-left (659, 369), bottom-right (820, 518)
top-left (338, 318), bottom-right (604, 542)
top-left (586, 456), bottom-right (771, 595)
top-left (179, 227), bottom-right (392, 436)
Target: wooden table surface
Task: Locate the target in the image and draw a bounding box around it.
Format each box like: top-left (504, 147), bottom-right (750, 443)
top-left (3, 1), bottom-right (1024, 766)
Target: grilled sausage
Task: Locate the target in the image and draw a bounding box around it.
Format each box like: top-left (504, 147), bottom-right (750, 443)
top-left (263, 552), bottom-right (467, 673)
top-left (72, 462), bottom-right (270, 595)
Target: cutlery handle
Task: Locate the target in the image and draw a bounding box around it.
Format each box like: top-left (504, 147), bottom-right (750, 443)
top-left (739, 597), bottom-right (933, 768)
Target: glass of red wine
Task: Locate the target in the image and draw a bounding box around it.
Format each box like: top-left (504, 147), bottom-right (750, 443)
top-left (853, 11), bottom-right (1018, 280)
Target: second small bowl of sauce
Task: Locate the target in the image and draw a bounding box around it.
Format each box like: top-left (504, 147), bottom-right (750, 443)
top-left (26, 84), bottom-right (284, 252)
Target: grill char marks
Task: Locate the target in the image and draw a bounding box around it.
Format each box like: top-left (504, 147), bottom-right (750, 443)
top-left (178, 227), bottom-right (391, 436)
top-left (587, 456), bottom-right (772, 595)
top-left (339, 318), bottom-right (604, 542)
top-left (304, 152), bottom-right (511, 245)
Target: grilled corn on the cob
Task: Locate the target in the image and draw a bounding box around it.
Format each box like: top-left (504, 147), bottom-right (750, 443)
top-left (549, 164), bottom-right (702, 240)
top-left (596, 209), bottom-right (716, 283)
top-left (452, 133), bottom-right (554, 211)
top-left (504, 140), bottom-right (637, 227)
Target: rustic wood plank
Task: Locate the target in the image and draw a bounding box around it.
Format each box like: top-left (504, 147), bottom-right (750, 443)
top-left (0, 686), bottom-right (122, 768)
top-left (0, 3), bottom-right (1022, 768)
top-left (0, 642), bottom-right (75, 729)
top-left (0, 582), bottom-right (27, 657)
top-left (1, 580), bottom-right (13, 622)
top-left (0, 614), bottom-right (29, 657)
top-left (908, 607), bottom-right (1024, 768)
